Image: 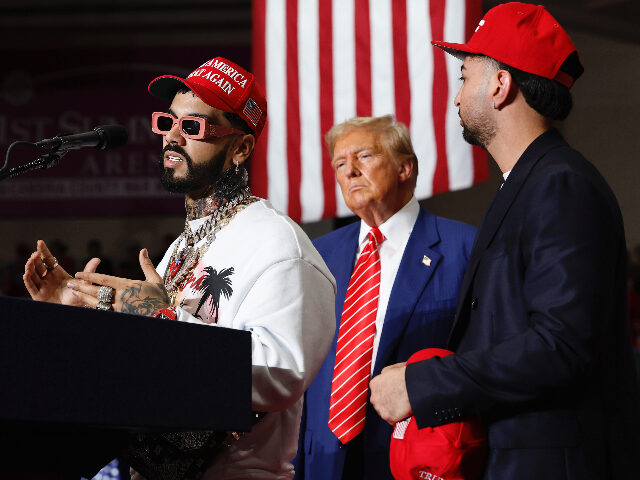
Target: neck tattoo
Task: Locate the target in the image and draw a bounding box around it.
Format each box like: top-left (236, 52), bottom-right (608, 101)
top-left (185, 187), bottom-right (216, 221)
top-left (164, 165), bottom-right (258, 305)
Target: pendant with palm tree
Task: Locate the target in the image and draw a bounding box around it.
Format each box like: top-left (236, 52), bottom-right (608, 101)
top-left (193, 266), bottom-right (234, 322)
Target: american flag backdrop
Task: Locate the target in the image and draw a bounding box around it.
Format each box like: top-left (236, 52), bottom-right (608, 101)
top-left (251, 0), bottom-right (487, 223)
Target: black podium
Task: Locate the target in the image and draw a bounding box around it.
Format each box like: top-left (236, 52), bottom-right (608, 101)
top-left (0, 295), bottom-right (252, 477)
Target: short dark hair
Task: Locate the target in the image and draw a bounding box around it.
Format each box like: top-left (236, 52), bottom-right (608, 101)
top-left (485, 53), bottom-right (580, 121)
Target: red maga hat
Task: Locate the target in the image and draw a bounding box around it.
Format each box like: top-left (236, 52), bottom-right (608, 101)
top-left (432, 2), bottom-right (583, 89)
top-left (389, 349), bottom-right (487, 480)
top-left (148, 57), bottom-right (267, 138)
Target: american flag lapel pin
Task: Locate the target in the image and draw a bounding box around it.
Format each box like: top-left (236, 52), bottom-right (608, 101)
top-left (422, 255), bottom-right (431, 267)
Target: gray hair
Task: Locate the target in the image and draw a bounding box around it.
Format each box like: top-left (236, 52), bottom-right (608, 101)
top-left (326, 114), bottom-right (419, 191)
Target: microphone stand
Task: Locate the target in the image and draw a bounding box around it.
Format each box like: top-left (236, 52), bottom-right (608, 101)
top-left (0, 141), bottom-right (69, 182)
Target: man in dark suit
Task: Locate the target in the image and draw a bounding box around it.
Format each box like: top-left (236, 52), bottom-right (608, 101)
top-left (295, 114), bottom-right (476, 479)
top-left (370, 3), bottom-right (640, 480)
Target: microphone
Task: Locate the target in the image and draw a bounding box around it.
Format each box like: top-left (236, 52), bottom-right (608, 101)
top-left (34, 125), bottom-right (128, 151)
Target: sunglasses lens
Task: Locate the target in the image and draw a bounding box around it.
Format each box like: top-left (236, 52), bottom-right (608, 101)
top-left (156, 115), bottom-right (174, 132)
top-left (181, 119), bottom-right (202, 136)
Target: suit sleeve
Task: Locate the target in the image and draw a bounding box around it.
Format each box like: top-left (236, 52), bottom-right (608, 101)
top-left (406, 168), bottom-right (625, 427)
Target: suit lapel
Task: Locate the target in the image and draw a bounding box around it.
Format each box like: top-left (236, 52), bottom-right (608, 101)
top-left (450, 129), bottom-right (567, 333)
top-left (373, 208), bottom-right (442, 375)
top-left (331, 223), bottom-right (360, 321)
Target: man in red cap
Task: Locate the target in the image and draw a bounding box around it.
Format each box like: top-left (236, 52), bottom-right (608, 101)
top-left (370, 3), bottom-right (640, 479)
top-left (23, 57), bottom-right (337, 479)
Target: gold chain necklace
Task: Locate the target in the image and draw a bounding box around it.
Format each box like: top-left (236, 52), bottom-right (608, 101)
top-left (164, 187), bottom-right (258, 305)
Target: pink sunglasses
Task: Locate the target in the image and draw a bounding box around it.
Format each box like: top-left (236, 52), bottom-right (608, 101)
top-left (151, 112), bottom-right (245, 140)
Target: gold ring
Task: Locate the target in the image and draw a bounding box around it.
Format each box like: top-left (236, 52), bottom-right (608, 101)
top-left (44, 257), bottom-right (59, 271)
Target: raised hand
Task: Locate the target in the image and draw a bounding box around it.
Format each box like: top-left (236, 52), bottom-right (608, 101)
top-left (23, 239), bottom-right (100, 306)
top-left (68, 248), bottom-right (170, 316)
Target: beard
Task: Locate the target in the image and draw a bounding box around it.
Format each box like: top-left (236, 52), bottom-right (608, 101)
top-left (460, 112), bottom-right (497, 149)
top-left (459, 74), bottom-right (497, 149)
top-left (158, 143), bottom-right (228, 194)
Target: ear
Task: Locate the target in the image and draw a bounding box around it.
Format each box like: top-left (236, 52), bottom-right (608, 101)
top-left (230, 133), bottom-right (256, 166)
top-left (492, 69), bottom-right (514, 110)
top-left (397, 156), bottom-right (414, 183)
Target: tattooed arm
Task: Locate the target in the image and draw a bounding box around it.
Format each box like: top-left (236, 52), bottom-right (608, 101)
top-left (68, 248), bottom-right (170, 316)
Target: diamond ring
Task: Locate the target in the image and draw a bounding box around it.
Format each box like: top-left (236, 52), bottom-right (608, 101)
top-left (97, 286), bottom-right (115, 304)
top-left (96, 300), bottom-right (112, 311)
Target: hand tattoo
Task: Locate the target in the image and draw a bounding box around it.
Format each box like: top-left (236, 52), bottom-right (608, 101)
top-left (120, 282), bottom-right (170, 316)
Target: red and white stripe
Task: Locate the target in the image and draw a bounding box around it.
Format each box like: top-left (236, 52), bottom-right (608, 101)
top-left (252, 0), bottom-right (487, 223)
top-left (328, 228), bottom-right (384, 444)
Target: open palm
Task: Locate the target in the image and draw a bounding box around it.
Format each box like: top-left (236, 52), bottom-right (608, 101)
top-left (23, 240), bottom-right (100, 306)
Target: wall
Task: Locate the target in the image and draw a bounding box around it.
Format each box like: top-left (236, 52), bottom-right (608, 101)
top-left (562, 30), bottom-right (640, 251)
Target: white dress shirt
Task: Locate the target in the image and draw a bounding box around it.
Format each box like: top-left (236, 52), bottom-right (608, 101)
top-left (354, 196), bottom-right (420, 374)
top-left (499, 170), bottom-right (511, 190)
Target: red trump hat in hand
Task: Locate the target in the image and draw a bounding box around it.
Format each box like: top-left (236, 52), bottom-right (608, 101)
top-left (389, 349), bottom-right (487, 480)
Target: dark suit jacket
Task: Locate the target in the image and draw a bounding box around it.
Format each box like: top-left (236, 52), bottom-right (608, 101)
top-left (406, 130), bottom-right (640, 480)
top-left (295, 206), bottom-right (476, 480)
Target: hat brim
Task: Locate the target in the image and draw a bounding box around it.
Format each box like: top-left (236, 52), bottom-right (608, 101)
top-left (148, 75), bottom-right (236, 117)
top-left (431, 41), bottom-right (480, 61)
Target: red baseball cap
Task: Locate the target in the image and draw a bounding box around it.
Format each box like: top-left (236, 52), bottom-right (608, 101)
top-left (432, 2), bottom-right (583, 89)
top-left (389, 349), bottom-right (487, 480)
top-left (148, 57), bottom-right (267, 138)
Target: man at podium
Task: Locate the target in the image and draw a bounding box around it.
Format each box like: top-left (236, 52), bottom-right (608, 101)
top-left (22, 56), bottom-right (337, 480)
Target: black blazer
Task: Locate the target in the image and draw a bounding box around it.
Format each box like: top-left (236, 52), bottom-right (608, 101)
top-left (406, 130), bottom-right (640, 480)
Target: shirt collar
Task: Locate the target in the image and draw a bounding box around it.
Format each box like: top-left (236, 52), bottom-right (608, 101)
top-left (358, 196), bottom-right (420, 248)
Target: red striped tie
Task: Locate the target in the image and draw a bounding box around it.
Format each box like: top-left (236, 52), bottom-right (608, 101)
top-left (328, 227), bottom-right (385, 444)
